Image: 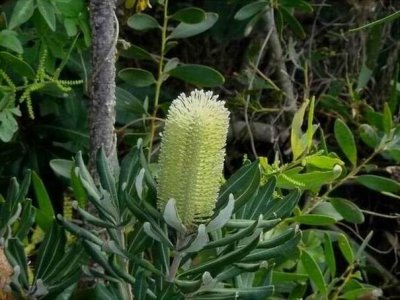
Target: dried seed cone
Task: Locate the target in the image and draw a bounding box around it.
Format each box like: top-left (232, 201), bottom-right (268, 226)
top-left (0, 247), bottom-right (13, 300)
top-left (157, 90), bottom-right (230, 228)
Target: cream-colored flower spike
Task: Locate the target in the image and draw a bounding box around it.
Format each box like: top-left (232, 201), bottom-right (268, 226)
top-left (157, 90), bottom-right (230, 229)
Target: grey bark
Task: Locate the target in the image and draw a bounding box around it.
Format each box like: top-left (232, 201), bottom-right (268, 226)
top-left (89, 0), bottom-right (118, 176)
top-left (264, 9), bottom-right (297, 114)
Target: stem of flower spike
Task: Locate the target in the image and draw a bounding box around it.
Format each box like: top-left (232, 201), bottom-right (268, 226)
top-left (167, 233), bottom-right (185, 282)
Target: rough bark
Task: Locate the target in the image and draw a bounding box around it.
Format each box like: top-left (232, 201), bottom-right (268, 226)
top-left (264, 9), bottom-right (297, 114)
top-left (89, 0), bottom-right (118, 177)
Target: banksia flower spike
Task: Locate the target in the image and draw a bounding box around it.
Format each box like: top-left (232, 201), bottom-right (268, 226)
top-left (157, 90), bottom-right (230, 230)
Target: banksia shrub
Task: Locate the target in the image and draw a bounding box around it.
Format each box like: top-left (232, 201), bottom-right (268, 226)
top-left (157, 90), bottom-right (230, 229)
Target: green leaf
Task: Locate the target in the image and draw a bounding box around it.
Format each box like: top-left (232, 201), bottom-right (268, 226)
top-left (171, 7), bottom-right (206, 24)
top-left (382, 102), bottom-right (393, 134)
top-left (340, 287), bottom-right (382, 300)
top-left (302, 154), bottom-right (344, 170)
top-left (63, 18), bottom-right (77, 36)
top-left (207, 195), bottom-right (235, 232)
top-left (356, 64), bottom-right (373, 91)
top-left (96, 148), bottom-right (119, 208)
top-left (0, 51), bottom-right (34, 78)
top-left (291, 214), bottom-right (336, 225)
top-left (127, 13), bottom-right (160, 31)
top-left (291, 99), bottom-right (309, 160)
top-left (280, 0), bottom-right (313, 13)
top-left (349, 10), bottom-right (400, 32)
top-left (359, 124), bottom-right (379, 149)
top-left (32, 171), bottom-right (55, 232)
top-left (163, 198), bottom-right (186, 233)
top-left (0, 108), bottom-right (20, 142)
top-left (184, 224), bottom-right (209, 253)
top-left (50, 159), bottom-right (74, 179)
top-left (168, 64), bottom-right (224, 87)
top-left (301, 249), bottom-right (327, 296)
top-left (334, 119), bottom-right (357, 166)
top-left (8, 0), bottom-right (35, 29)
top-left (355, 231), bottom-right (373, 260)
top-left (330, 198), bottom-right (364, 224)
top-left (181, 235), bottom-right (259, 276)
top-left (37, 0), bottom-right (56, 31)
top-left (168, 12), bottom-right (218, 39)
top-left (337, 233), bottom-right (354, 264)
top-left (323, 233), bottom-right (336, 278)
top-left (234, 1), bottom-right (268, 21)
top-left (118, 68), bottom-right (156, 87)
top-left (216, 160), bottom-right (260, 210)
top-left (120, 44), bottom-right (154, 61)
top-left (35, 223), bottom-right (66, 280)
top-left (0, 30), bottom-right (23, 53)
top-left (280, 6), bottom-right (306, 39)
top-left (355, 175), bottom-right (400, 194)
top-left (200, 286), bottom-right (274, 300)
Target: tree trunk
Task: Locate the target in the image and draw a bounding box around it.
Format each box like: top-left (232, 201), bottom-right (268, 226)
top-left (89, 0), bottom-right (118, 177)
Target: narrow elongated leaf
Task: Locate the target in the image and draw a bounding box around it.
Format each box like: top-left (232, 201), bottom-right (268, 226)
top-left (32, 171), bottom-right (55, 232)
top-left (355, 175), bottom-right (400, 194)
top-left (206, 219), bottom-right (258, 249)
top-left (291, 214), bottom-right (336, 225)
top-left (168, 13), bottom-right (218, 39)
top-left (8, 0), bottom-right (34, 29)
top-left (181, 235), bottom-right (259, 276)
top-left (301, 250), bottom-right (327, 296)
top-left (280, 6), bottom-right (305, 39)
top-left (291, 100), bottom-right (309, 159)
top-left (334, 119), bottom-right (357, 166)
top-left (207, 195), bottom-right (234, 232)
top-left (35, 223), bottom-right (66, 280)
top-left (337, 233), bottom-right (354, 264)
top-left (184, 224), bottom-right (209, 253)
top-left (168, 64), bottom-right (224, 87)
top-left (96, 148), bottom-right (119, 209)
top-left (323, 233), bottom-right (336, 278)
top-left (217, 160), bottom-right (260, 210)
top-left (382, 102), bottom-right (393, 134)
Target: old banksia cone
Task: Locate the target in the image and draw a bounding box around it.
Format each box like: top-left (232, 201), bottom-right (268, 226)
top-left (157, 90), bottom-right (230, 229)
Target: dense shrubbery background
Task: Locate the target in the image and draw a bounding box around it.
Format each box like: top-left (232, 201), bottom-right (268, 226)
top-left (0, 0), bottom-right (399, 299)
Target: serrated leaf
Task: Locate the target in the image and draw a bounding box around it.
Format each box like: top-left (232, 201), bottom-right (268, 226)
top-left (330, 198), bottom-right (364, 224)
top-left (171, 7), bottom-right (206, 24)
top-left (8, 0), bottom-right (34, 29)
top-left (334, 119), bottom-right (357, 166)
top-left (127, 13), bottom-right (160, 30)
top-left (168, 13), bottom-right (218, 39)
top-left (301, 249), bottom-right (327, 296)
top-left (118, 68), bottom-right (156, 87)
top-left (0, 51), bottom-right (34, 77)
top-left (0, 30), bottom-right (23, 53)
top-left (37, 0), bottom-right (56, 31)
top-left (234, 1), bottom-right (268, 21)
top-left (168, 64), bottom-right (224, 87)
